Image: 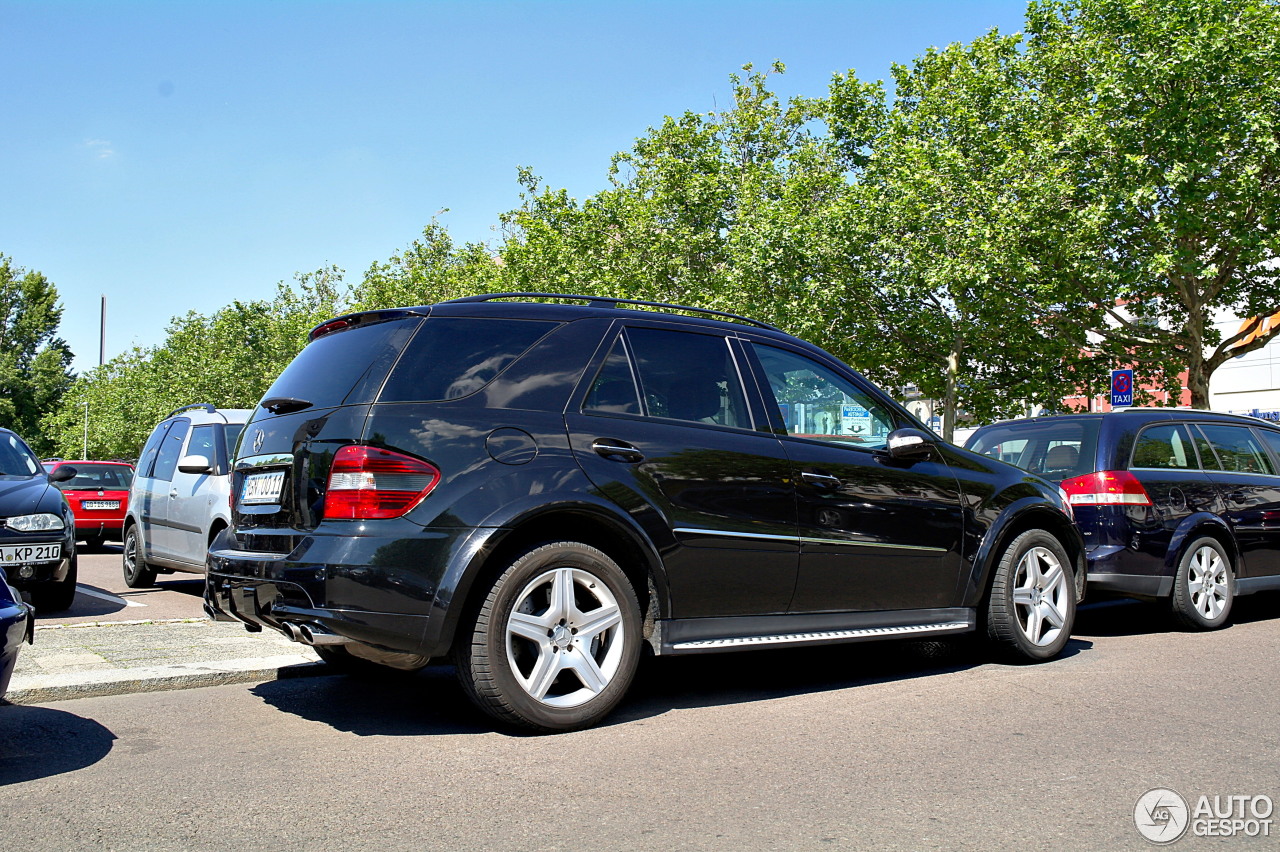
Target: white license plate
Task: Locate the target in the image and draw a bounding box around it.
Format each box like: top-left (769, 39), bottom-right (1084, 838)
top-left (241, 470), bottom-right (285, 505)
top-left (0, 543), bottom-right (61, 564)
top-left (82, 500), bottom-right (120, 510)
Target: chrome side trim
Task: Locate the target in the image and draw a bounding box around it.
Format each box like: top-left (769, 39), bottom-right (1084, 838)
top-left (671, 620), bottom-right (971, 651)
top-left (673, 527), bottom-right (797, 544)
top-left (673, 527), bottom-right (948, 553)
top-left (799, 536), bottom-right (948, 553)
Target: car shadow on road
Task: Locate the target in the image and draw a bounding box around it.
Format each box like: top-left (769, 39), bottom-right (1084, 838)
top-left (251, 666), bottom-right (492, 737)
top-left (1073, 591), bottom-right (1280, 638)
top-left (251, 635), bottom-right (1093, 737)
top-left (0, 704), bottom-right (116, 785)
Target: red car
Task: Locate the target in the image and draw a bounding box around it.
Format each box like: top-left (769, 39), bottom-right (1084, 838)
top-left (41, 460), bottom-right (135, 550)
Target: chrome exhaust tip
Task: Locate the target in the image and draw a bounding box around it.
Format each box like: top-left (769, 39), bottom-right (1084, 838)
top-left (297, 623), bottom-right (348, 646)
top-left (280, 622), bottom-right (303, 643)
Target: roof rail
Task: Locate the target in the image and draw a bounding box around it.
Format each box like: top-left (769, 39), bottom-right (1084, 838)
top-left (166, 403), bottom-right (218, 418)
top-left (441, 292), bottom-right (782, 332)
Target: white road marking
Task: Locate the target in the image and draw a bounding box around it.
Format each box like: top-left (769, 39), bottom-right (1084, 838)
top-left (76, 585), bottom-right (147, 608)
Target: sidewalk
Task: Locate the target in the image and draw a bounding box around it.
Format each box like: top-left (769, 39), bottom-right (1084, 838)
top-left (6, 617), bottom-right (326, 705)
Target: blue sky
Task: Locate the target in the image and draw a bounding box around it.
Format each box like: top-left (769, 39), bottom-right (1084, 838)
top-left (1, 0), bottom-right (1028, 371)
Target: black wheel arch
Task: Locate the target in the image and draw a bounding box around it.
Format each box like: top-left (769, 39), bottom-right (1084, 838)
top-left (964, 498), bottom-right (1086, 608)
top-left (436, 499), bottom-right (667, 657)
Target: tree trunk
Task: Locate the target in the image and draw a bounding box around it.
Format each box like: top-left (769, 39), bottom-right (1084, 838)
top-left (942, 333), bottom-right (963, 443)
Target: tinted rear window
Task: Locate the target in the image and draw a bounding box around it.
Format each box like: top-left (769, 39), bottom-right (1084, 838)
top-left (56, 463), bottom-right (134, 489)
top-left (264, 317), bottom-right (422, 410)
top-left (378, 317), bottom-right (559, 402)
top-left (967, 419), bottom-right (1100, 481)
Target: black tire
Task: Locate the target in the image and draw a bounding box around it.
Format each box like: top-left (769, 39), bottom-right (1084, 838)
top-left (454, 542), bottom-right (642, 733)
top-left (122, 525), bottom-right (157, 588)
top-left (30, 554), bottom-right (78, 613)
top-left (1170, 537), bottom-right (1234, 631)
top-left (986, 529), bottom-right (1076, 662)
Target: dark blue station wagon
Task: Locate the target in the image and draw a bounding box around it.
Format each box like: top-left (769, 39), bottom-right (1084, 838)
top-left (967, 409), bottom-right (1280, 629)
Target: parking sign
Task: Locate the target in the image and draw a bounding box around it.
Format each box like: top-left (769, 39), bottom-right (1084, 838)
top-left (1111, 369), bottom-right (1134, 407)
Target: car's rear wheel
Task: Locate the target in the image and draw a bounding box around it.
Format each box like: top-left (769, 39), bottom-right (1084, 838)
top-left (986, 529), bottom-right (1076, 662)
top-left (455, 541), bottom-right (642, 733)
top-left (30, 554), bottom-right (78, 613)
top-left (122, 525), bottom-right (157, 588)
top-left (1170, 537), bottom-right (1234, 630)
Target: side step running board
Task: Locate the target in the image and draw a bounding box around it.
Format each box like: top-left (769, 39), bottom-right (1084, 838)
top-left (669, 620), bottom-right (972, 653)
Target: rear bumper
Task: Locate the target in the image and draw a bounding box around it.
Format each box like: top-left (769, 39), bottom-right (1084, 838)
top-left (204, 524), bottom-right (486, 657)
top-left (1085, 545), bottom-right (1173, 600)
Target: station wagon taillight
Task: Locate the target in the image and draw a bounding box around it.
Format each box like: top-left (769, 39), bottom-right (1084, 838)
top-left (323, 445), bottom-right (441, 520)
top-left (1059, 470), bottom-right (1152, 506)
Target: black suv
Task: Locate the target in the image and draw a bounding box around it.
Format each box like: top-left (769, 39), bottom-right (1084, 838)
top-left (967, 409), bottom-right (1280, 630)
top-left (206, 294), bottom-right (1084, 732)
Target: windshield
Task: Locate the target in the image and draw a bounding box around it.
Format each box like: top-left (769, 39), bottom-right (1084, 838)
top-left (966, 419), bottom-right (1100, 483)
top-left (0, 433), bottom-right (42, 477)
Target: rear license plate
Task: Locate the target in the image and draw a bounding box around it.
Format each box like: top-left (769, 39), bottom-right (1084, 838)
top-left (82, 500), bottom-right (120, 510)
top-left (241, 470), bottom-right (285, 505)
top-left (0, 543), bottom-right (61, 564)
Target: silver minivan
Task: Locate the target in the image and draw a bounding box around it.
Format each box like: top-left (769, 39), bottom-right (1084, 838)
top-left (122, 404), bottom-right (249, 587)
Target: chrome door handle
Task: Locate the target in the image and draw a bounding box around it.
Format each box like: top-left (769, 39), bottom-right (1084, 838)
top-left (802, 471), bottom-right (842, 488)
top-left (591, 439), bottom-right (644, 463)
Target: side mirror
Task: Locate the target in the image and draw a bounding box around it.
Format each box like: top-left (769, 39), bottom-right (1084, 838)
top-left (178, 454), bottom-right (213, 475)
top-left (49, 465), bottom-right (77, 483)
top-left (886, 428), bottom-right (936, 460)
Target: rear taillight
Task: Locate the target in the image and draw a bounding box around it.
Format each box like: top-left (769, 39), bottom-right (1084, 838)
top-left (323, 445), bottom-right (440, 520)
top-left (1060, 470), bottom-right (1152, 506)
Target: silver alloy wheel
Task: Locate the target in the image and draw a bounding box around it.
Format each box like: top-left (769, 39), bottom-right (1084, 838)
top-left (505, 566), bottom-right (626, 708)
top-left (1187, 544), bottom-right (1230, 621)
top-left (1010, 545), bottom-right (1070, 647)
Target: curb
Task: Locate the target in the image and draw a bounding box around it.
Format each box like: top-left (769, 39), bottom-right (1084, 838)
top-left (6, 655), bottom-right (329, 705)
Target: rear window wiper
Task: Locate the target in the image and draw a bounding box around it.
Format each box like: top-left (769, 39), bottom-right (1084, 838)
top-left (260, 396), bottom-right (313, 415)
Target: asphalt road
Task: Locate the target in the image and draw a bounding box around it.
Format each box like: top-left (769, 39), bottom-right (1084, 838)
top-left (4, 593), bottom-right (1278, 851)
top-left (41, 546), bottom-right (208, 625)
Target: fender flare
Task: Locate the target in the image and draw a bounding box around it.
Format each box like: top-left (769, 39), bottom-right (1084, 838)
top-left (430, 492), bottom-right (668, 651)
top-left (963, 495), bottom-right (1084, 607)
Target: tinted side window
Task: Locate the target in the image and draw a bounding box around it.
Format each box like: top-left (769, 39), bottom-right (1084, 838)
top-left (224, 424), bottom-right (244, 461)
top-left (751, 343), bottom-right (895, 448)
top-left (265, 317), bottom-right (421, 410)
top-left (1130, 424), bottom-right (1197, 470)
top-left (151, 420), bottom-right (191, 482)
top-left (626, 328), bottom-right (750, 428)
top-left (1197, 424), bottom-right (1275, 475)
top-left (187, 425), bottom-right (218, 464)
top-left (1257, 429), bottom-right (1280, 468)
top-left (136, 422), bottom-right (172, 478)
top-left (379, 318), bottom-right (559, 402)
top-left (583, 336), bottom-right (641, 415)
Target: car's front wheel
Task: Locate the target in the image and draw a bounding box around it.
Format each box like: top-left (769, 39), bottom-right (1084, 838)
top-left (1170, 537), bottom-right (1234, 630)
top-left (986, 529), bottom-right (1076, 662)
top-left (122, 525), bottom-right (157, 588)
top-left (455, 542), bottom-right (642, 733)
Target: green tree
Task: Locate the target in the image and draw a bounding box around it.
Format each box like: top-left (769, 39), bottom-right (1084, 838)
top-left (353, 220), bottom-right (504, 311)
top-left (42, 269), bottom-right (347, 459)
top-left (0, 254), bottom-right (74, 453)
top-left (1027, 0), bottom-right (1280, 408)
top-left (499, 64), bottom-right (850, 344)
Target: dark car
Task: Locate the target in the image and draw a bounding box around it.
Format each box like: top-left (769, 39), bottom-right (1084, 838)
top-left (42, 460), bottom-right (134, 550)
top-left (0, 567), bottom-right (34, 700)
top-left (206, 293), bottom-right (1084, 732)
top-left (966, 409), bottom-right (1280, 630)
top-left (0, 429), bottom-right (78, 613)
